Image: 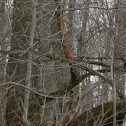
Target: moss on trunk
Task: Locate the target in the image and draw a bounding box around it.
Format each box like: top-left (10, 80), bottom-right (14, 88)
top-left (67, 100), bottom-right (126, 126)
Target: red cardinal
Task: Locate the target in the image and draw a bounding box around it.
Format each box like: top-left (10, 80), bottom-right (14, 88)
top-left (67, 52), bottom-right (73, 64)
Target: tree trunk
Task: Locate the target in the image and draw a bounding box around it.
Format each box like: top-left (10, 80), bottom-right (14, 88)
top-left (0, 0), bottom-right (10, 125)
top-left (23, 0), bottom-right (37, 124)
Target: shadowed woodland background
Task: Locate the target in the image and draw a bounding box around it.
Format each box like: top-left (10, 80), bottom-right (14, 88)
top-left (0, 0), bottom-right (126, 126)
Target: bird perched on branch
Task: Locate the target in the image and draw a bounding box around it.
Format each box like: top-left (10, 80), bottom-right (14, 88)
top-left (67, 52), bottom-right (73, 64)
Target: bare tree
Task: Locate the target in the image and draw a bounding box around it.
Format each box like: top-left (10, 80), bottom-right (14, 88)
top-left (23, 0), bottom-right (37, 125)
top-left (0, 0), bottom-right (126, 125)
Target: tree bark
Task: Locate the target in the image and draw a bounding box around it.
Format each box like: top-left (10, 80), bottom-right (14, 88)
top-left (23, 0), bottom-right (37, 123)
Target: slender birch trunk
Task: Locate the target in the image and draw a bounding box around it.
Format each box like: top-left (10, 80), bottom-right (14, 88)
top-left (111, 43), bottom-right (116, 126)
top-left (23, 0), bottom-right (37, 122)
top-left (111, 2), bottom-right (118, 125)
top-left (0, 0), bottom-right (10, 125)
